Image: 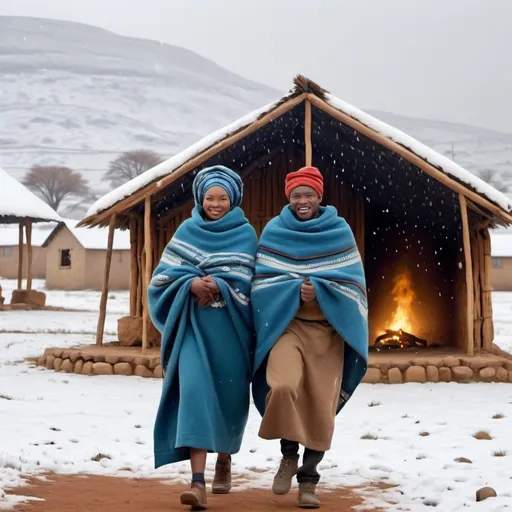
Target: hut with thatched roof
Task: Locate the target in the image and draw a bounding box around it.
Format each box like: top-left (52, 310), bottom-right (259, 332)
top-left (0, 167), bottom-right (61, 308)
top-left (75, 76), bottom-right (512, 381)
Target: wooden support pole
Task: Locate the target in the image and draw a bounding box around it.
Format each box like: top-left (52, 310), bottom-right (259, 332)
top-left (142, 196), bottom-right (152, 352)
top-left (129, 217), bottom-right (138, 316)
top-left (25, 220), bottom-right (33, 292)
top-left (482, 228), bottom-right (494, 351)
top-left (136, 216), bottom-right (144, 317)
top-left (17, 221), bottom-right (24, 290)
top-left (96, 214), bottom-right (116, 346)
top-left (459, 194), bottom-right (474, 356)
top-left (305, 99), bottom-right (312, 166)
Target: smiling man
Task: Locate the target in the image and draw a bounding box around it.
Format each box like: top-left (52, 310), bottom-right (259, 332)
top-left (251, 166), bottom-right (368, 509)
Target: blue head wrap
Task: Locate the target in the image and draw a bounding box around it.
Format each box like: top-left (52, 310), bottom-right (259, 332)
top-left (192, 165), bottom-right (243, 210)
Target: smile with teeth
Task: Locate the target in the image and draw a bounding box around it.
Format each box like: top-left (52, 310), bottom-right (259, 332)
top-left (298, 206), bottom-right (311, 213)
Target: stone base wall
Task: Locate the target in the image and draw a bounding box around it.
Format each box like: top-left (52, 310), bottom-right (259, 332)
top-left (363, 354), bottom-right (512, 384)
top-left (37, 348), bottom-right (163, 378)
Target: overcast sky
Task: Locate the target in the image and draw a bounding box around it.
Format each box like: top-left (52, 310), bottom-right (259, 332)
top-left (2, 0), bottom-right (511, 133)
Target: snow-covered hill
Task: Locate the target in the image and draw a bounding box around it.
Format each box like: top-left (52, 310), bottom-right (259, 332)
top-left (1, 16), bottom-right (511, 217)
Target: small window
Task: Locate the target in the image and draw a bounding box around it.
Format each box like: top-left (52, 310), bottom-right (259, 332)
top-left (492, 257), bottom-right (503, 269)
top-left (1, 247), bottom-right (12, 258)
top-left (60, 249), bottom-right (71, 268)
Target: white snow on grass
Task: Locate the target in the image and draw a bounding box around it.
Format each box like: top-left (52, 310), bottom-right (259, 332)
top-left (1, 286), bottom-right (512, 510)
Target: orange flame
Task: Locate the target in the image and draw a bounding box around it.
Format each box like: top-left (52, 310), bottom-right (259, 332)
top-left (387, 271), bottom-right (415, 333)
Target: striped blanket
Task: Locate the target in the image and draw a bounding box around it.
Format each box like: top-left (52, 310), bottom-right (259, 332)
top-left (251, 205), bottom-right (368, 415)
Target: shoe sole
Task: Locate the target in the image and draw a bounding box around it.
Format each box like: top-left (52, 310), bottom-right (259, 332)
top-left (299, 505), bottom-right (320, 509)
top-left (180, 492), bottom-right (207, 510)
top-left (211, 486), bottom-right (231, 494)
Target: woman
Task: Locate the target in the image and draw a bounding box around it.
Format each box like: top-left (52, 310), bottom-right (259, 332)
top-left (148, 165), bottom-right (257, 510)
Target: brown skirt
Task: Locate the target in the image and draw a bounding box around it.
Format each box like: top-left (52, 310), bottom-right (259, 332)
top-left (258, 318), bottom-right (345, 452)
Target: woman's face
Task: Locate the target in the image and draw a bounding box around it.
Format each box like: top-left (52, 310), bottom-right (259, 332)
top-left (202, 185), bottom-right (231, 220)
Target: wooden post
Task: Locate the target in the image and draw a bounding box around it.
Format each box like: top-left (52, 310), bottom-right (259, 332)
top-left (25, 220), bottom-right (33, 292)
top-left (482, 228), bottom-right (494, 351)
top-left (129, 217), bottom-right (137, 316)
top-left (305, 99), bottom-right (312, 166)
top-left (17, 221), bottom-right (24, 289)
top-left (136, 216), bottom-right (144, 317)
top-left (142, 196), bottom-right (152, 352)
top-left (459, 194), bottom-right (474, 356)
top-left (96, 214), bottom-right (116, 346)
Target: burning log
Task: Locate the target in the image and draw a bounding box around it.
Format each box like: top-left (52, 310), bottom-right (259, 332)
top-left (374, 329), bottom-right (428, 351)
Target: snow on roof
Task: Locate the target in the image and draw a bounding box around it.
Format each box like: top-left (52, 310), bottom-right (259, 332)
top-left (62, 219), bottom-right (130, 251)
top-left (0, 222), bottom-right (57, 247)
top-left (0, 167), bottom-right (62, 222)
top-left (491, 231), bottom-right (512, 257)
top-left (85, 82), bottom-right (512, 219)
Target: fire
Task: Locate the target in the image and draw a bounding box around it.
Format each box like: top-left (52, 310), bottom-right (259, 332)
top-left (387, 271), bottom-right (415, 333)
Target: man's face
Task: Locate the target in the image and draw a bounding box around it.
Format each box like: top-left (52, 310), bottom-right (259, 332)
top-left (289, 186), bottom-right (321, 220)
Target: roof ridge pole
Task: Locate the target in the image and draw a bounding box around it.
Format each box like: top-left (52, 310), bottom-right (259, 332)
top-left (17, 221), bottom-right (24, 290)
top-left (460, 194), bottom-right (474, 356)
top-left (305, 98), bottom-right (312, 166)
top-left (96, 213), bottom-right (117, 346)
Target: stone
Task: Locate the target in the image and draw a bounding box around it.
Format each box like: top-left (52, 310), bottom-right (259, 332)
top-left (53, 349), bottom-right (64, 358)
top-left (132, 357), bottom-right (149, 368)
top-left (362, 368), bottom-right (381, 384)
top-left (479, 367), bottom-right (496, 381)
top-left (92, 362), bottom-right (114, 376)
top-left (509, 371), bottom-right (512, 383)
top-left (404, 366), bottom-right (426, 383)
top-left (74, 360), bottom-right (84, 374)
top-left (69, 352), bottom-right (81, 363)
top-left (45, 355), bottom-right (55, 370)
top-left (10, 289), bottom-right (46, 307)
top-left (476, 487), bottom-right (497, 502)
top-left (93, 355), bottom-right (106, 363)
top-left (443, 356), bottom-right (460, 368)
top-left (148, 322), bottom-right (162, 348)
top-left (134, 365), bottom-right (153, 378)
top-left (396, 363), bottom-right (411, 372)
top-left (459, 357), bottom-right (473, 367)
top-left (452, 366), bottom-right (474, 382)
top-left (105, 354), bottom-right (121, 365)
top-left (411, 357), bottom-right (430, 367)
top-left (439, 367), bottom-right (452, 382)
top-left (426, 366), bottom-right (439, 383)
top-left (119, 355), bottom-right (136, 363)
top-left (388, 368), bottom-right (402, 384)
top-left (60, 359), bottom-right (73, 373)
top-left (454, 457), bottom-right (472, 464)
top-left (377, 363), bottom-right (391, 374)
top-left (504, 361), bottom-right (512, 372)
top-left (114, 362), bottom-right (133, 376)
top-left (53, 357), bottom-right (63, 371)
top-left (496, 367), bottom-right (508, 382)
top-left (154, 365), bottom-right (163, 378)
top-left (485, 359), bottom-right (506, 369)
top-left (81, 353), bottom-right (94, 362)
top-left (148, 357), bottom-right (161, 370)
top-left (37, 356), bottom-right (46, 367)
top-left (118, 316), bottom-right (143, 347)
top-left (82, 361), bottom-right (94, 375)
top-left (61, 350), bottom-right (71, 359)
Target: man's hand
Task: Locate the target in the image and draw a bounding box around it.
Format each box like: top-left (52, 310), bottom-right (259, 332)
top-left (300, 277), bottom-right (316, 303)
top-left (190, 278), bottom-right (215, 307)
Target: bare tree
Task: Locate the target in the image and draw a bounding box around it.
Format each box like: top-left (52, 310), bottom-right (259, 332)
top-left (103, 150), bottom-right (163, 188)
top-left (478, 168), bottom-right (511, 193)
top-left (23, 165), bottom-right (90, 211)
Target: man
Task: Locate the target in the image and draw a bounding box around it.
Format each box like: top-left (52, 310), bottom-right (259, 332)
top-left (251, 166), bottom-right (368, 509)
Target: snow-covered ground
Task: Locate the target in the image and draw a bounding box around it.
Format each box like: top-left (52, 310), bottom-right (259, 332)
top-left (1, 278), bottom-right (511, 511)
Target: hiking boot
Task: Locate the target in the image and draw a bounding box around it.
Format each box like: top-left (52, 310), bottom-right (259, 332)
top-left (298, 482), bottom-right (320, 509)
top-left (272, 455), bottom-right (299, 495)
top-left (212, 457), bottom-right (231, 494)
top-left (180, 482), bottom-right (208, 510)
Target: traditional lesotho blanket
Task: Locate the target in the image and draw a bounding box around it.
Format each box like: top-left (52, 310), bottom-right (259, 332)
top-left (148, 205), bottom-right (257, 467)
top-left (251, 205), bottom-right (368, 415)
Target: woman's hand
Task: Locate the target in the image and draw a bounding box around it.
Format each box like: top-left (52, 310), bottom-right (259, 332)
top-left (202, 275), bottom-right (220, 295)
top-left (190, 278), bottom-right (214, 307)
top-left (300, 277), bottom-right (316, 303)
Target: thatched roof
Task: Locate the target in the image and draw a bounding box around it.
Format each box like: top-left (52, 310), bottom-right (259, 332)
top-left (79, 76), bottom-right (512, 228)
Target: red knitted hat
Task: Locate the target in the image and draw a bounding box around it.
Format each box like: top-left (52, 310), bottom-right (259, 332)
top-left (285, 166), bottom-right (323, 198)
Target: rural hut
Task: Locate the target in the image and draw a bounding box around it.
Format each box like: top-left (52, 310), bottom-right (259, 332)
top-left (79, 76), bottom-right (512, 360)
top-left (0, 167), bottom-right (62, 307)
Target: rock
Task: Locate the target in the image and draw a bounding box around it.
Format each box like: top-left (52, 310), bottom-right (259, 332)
top-left (114, 362), bottom-right (133, 376)
top-left (479, 367), bottom-right (496, 381)
top-left (53, 357), bottom-right (63, 371)
top-left (45, 355), bottom-right (55, 370)
top-left (120, 355), bottom-right (136, 363)
top-left (82, 361), bottom-right (94, 375)
top-left (148, 357), bottom-right (161, 370)
top-left (426, 366), bottom-right (439, 383)
top-left (53, 349), bottom-right (64, 358)
top-left (396, 363), bottom-right (411, 372)
top-left (439, 367), bottom-right (452, 382)
top-left (388, 368), bottom-right (402, 384)
top-left (454, 457), bottom-right (472, 464)
top-left (61, 359), bottom-right (73, 373)
top-left (508, 371), bottom-right (512, 383)
top-left (118, 316), bottom-right (143, 347)
top-left (93, 355), bottom-right (106, 363)
top-left (378, 363), bottom-right (391, 374)
top-left (411, 358), bottom-right (430, 367)
top-left (81, 353), bottom-right (94, 362)
top-left (485, 359), bottom-right (506, 369)
top-left (443, 356), bottom-right (460, 368)
top-left (469, 357), bottom-right (489, 371)
top-left (404, 366), bottom-right (426, 383)
top-left (74, 360), bottom-right (84, 374)
top-left (476, 487), bottom-right (497, 502)
top-left (362, 368), bottom-right (381, 384)
top-left (69, 351), bottom-right (81, 363)
top-left (452, 366), bottom-right (474, 382)
top-left (105, 354), bottom-right (121, 365)
top-left (10, 289), bottom-right (46, 307)
top-left (459, 357), bottom-right (472, 367)
top-left (496, 367), bottom-right (508, 382)
top-left (154, 365), bottom-right (163, 378)
top-left (37, 356), bottom-right (46, 367)
top-left (92, 362), bottom-right (114, 376)
top-left (134, 365), bottom-right (153, 378)
top-left (61, 350), bottom-right (71, 359)
top-left (504, 361), bottom-right (512, 372)
top-left (132, 357), bottom-right (149, 368)
top-left (148, 322), bottom-right (162, 348)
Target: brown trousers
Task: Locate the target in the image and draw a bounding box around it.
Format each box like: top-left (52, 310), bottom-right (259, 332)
top-left (258, 318), bottom-right (345, 452)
